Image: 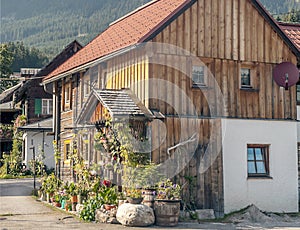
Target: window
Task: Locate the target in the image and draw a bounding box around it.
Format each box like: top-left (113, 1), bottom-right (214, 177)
top-left (297, 84), bottom-right (300, 104)
top-left (42, 99), bottom-right (53, 115)
top-left (241, 68), bottom-right (251, 88)
top-left (64, 140), bottom-right (71, 161)
top-left (65, 83), bottom-right (71, 103)
top-left (247, 145), bottom-right (270, 177)
top-left (34, 99), bottom-right (42, 115)
top-left (192, 65), bottom-right (206, 86)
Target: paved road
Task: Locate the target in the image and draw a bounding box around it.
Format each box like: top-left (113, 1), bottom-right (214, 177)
top-left (1, 179), bottom-right (300, 230)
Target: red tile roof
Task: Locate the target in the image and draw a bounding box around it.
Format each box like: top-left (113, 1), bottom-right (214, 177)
top-left (44, 0), bottom-right (192, 80)
top-left (279, 22), bottom-right (300, 52)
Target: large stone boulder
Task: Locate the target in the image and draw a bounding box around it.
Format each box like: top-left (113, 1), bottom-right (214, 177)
top-left (116, 203), bottom-right (155, 227)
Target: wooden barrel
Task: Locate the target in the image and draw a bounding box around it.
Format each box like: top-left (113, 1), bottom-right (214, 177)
top-left (154, 200), bottom-right (180, 226)
top-left (142, 189), bottom-right (156, 208)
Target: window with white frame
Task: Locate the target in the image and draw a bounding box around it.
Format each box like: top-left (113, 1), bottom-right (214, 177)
top-left (240, 68), bottom-right (251, 88)
top-left (192, 65), bottom-right (206, 86)
top-left (42, 99), bottom-right (53, 115)
top-left (247, 144), bottom-right (270, 177)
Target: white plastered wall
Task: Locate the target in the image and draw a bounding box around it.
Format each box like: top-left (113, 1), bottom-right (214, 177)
top-left (222, 118), bottom-right (298, 214)
top-left (23, 131), bottom-right (55, 170)
top-left (297, 106), bottom-right (300, 142)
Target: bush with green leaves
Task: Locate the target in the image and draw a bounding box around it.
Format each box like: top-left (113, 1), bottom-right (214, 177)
top-left (79, 194), bottom-right (104, 222)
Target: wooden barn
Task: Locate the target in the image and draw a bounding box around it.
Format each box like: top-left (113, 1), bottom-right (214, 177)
top-left (42, 0), bottom-right (300, 216)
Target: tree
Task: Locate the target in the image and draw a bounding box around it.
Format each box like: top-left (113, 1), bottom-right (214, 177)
top-left (7, 42), bottom-right (48, 72)
top-left (0, 43), bottom-right (17, 93)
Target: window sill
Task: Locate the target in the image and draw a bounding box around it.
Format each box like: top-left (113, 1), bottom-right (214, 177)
top-left (247, 175), bottom-right (273, 180)
top-left (192, 84), bottom-right (209, 89)
top-left (240, 87), bottom-right (259, 92)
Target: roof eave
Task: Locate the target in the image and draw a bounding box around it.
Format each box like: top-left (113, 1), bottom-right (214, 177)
top-left (43, 44), bottom-right (140, 85)
top-left (17, 127), bottom-right (52, 131)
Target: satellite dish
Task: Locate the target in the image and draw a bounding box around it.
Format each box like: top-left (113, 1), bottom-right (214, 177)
top-left (273, 62), bottom-right (299, 90)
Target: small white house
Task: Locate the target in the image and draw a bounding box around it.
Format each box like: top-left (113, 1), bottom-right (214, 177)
top-left (19, 118), bottom-right (55, 170)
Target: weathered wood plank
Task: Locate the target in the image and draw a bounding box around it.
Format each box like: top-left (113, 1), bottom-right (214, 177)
top-left (198, 0), bottom-right (205, 57)
top-left (191, 3), bottom-right (198, 55)
top-left (211, 0), bottom-right (218, 58)
top-left (225, 0), bottom-right (232, 59)
top-left (218, 0), bottom-right (225, 59)
top-left (232, 0), bottom-right (238, 60)
top-left (245, 0), bottom-right (252, 61)
top-left (204, 0), bottom-right (212, 57)
top-left (239, 0), bottom-right (245, 61)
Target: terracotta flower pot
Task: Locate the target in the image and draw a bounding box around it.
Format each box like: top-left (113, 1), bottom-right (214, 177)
top-left (70, 195), bottom-right (78, 203)
top-left (53, 202), bottom-right (61, 207)
top-left (104, 204), bottom-right (117, 210)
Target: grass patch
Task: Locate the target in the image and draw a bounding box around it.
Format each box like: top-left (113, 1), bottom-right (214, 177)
top-left (0, 174), bottom-right (43, 180)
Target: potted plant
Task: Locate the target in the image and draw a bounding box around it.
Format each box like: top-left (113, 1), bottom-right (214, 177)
top-left (99, 184), bottom-right (118, 210)
top-left (125, 188), bottom-right (143, 204)
top-left (77, 181), bottom-right (89, 204)
top-left (45, 173), bottom-right (61, 203)
top-left (53, 193), bottom-right (61, 207)
top-left (154, 179), bottom-right (181, 226)
top-left (68, 182), bottom-right (78, 202)
top-left (136, 164), bottom-right (165, 208)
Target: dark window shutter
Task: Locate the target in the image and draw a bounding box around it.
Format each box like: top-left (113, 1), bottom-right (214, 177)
top-left (35, 99), bottom-right (42, 115)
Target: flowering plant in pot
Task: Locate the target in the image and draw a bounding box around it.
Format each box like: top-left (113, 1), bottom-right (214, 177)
top-left (125, 188), bottom-right (143, 204)
top-left (77, 181), bottom-right (89, 204)
top-left (154, 179), bottom-right (181, 227)
top-left (53, 193), bottom-right (62, 207)
top-left (156, 179), bottom-right (181, 200)
top-left (99, 180), bottom-right (118, 210)
top-left (68, 182), bottom-right (78, 203)
top-left (44, 173), bottom-right (61, 202)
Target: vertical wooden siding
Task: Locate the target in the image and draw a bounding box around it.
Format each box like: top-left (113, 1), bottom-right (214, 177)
top-left (151, 117), bottom-right (223, 216)
top-left (151, 0), bottom-right (297, 120)
top-left (106, 49), bottom-right (149, 107)
top-left (153, 0), bottom-right (297, 63)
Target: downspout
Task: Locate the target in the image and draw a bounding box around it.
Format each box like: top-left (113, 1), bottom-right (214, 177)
top-left (43, 82), bottom-right (61, 178)
top-left (54, 82), bottom-right (61, 179)
top-left (45, 82), bottom-right (62, 179)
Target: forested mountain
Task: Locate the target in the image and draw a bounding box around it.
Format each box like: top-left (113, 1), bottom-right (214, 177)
top-left (260, 0), bottom-right (299, 15)
top-left (0, 0), bottom-right (150, 59)
top-left (1, 0), bottom-right (299, 59)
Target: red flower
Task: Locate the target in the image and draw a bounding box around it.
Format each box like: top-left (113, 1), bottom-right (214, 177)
top-left (103, 180), bottom-right (111, 187)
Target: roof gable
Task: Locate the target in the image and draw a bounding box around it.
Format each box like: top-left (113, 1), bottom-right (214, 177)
top-left (13, 40), bottom-right (82, 103)
top-left (76, 89), bottom-right (154, 124)
top-left (36, 40), bottom-right (82, 77)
